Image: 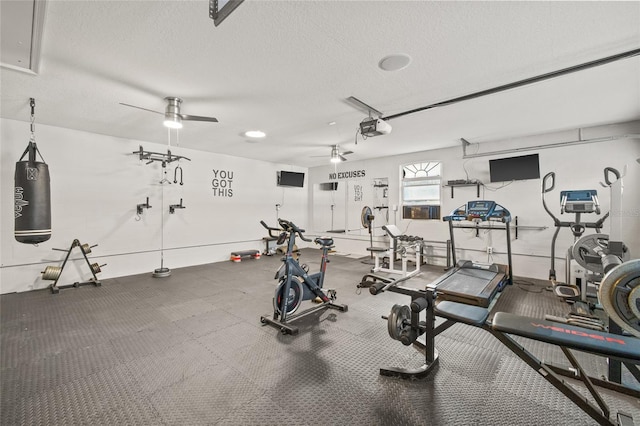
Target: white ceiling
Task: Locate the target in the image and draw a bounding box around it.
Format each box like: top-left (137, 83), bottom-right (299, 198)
top-left (1, 1), bottom-right (639, 167)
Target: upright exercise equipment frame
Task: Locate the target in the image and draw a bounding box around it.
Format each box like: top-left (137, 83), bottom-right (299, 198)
top-left (444, 200), bottom-right (513, 286)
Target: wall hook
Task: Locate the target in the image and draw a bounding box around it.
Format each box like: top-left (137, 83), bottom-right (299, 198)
top-left (174, 165), bottom-right (183, 185)
top-left (137, 197), bottom-right (152, 215)
top-left (169, 198), bottom-right (186, 214)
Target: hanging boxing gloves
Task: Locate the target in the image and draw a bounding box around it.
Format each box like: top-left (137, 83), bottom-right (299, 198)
top-left (15, 98), bottom-right (52, 244)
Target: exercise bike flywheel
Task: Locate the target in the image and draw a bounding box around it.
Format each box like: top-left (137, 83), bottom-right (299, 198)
top-left (273, 277), bottom-right (304, 316)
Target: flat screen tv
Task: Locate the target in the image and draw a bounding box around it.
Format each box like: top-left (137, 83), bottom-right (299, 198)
top-left (278, 171), bottom-right (305, 188)
top-left (319, 182), bottom-right (338, 191)
top-left (489, 154), bottom-right (540, 183)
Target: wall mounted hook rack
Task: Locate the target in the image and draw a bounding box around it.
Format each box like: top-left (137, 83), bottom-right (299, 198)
top-left (169, 198), bottom-right (186, 214)
top-left (133, 145), bottom-right (191, 168)
top-left (137, 197), bottom-right (152, 215)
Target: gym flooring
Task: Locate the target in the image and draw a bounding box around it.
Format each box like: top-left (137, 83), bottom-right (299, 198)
top-left (1, 249), bottom-right (639, 425)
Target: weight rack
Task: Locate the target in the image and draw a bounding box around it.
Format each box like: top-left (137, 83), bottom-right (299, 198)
top-left (41, 239), bottom-right (105, 294)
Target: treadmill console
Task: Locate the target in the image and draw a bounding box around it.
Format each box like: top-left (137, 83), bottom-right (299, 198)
top-left (560, 190), bottom-right (599, 214)
top-left (444, 200), bottom-right (511, 223)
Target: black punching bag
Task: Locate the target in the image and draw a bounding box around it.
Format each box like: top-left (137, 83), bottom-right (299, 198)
top-left (15, 141), bottom-right (51, 244)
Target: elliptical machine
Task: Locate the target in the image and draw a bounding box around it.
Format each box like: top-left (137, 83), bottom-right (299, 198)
top-left (259, 219), bottom-right (348, 335)
top-left (541, 169), bottom-right (626, 303)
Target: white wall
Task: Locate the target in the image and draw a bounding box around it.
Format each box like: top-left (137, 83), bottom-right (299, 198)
top-left (1, 118), bottom-right (308, 293)
top-left (308, 121), bottom-right (640, 280)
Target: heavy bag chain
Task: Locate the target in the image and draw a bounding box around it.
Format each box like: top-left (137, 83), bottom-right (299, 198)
top-left (21, 98), bottom-right (46, 163)
top-left (30, 97), bottom-right (36, 143)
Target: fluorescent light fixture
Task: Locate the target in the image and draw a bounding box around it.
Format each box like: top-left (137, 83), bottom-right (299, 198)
top-left (245, 130), bottom-right (266, 138)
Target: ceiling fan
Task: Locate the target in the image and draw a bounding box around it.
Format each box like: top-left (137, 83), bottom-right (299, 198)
top-left (312, 145), bottom-right (354, 163)
top-left (120, 97), bottom-right (218, 129)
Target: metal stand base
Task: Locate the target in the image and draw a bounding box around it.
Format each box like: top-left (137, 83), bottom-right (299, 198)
top-left (261, 301), bottom-right (348, 335)
top-left (381, 347), bottom-right (439, 380)
top-left (51, 279), bottom-right (101, 294)
top-left (153, 267), bottom-right (171, 278)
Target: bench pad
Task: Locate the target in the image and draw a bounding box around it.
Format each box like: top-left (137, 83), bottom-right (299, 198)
top-left (492, 312), bottom-right (640, 363)
top-left (435, 301), bottom-right (489, 326)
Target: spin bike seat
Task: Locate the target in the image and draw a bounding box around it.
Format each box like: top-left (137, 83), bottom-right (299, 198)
top-left (315, 237), bottom-right (334, 247)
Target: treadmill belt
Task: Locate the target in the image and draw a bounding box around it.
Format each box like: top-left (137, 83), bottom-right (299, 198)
top-left (436, 267), bottom-right (503, 307)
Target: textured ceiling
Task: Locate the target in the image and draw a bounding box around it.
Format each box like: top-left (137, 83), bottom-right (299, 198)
top-left (1, 1), bottom-right (639, 167)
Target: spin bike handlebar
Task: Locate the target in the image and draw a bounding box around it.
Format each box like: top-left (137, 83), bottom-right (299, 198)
top-left (277, 219), bottom-right (313, 242)
top-left (260, 220), bottom-right (282, 238)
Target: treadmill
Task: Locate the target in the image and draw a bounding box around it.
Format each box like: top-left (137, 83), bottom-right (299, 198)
top-left (438, 200), bottom-right (513, 307)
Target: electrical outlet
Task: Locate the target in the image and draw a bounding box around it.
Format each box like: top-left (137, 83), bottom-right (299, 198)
top-left (486, 247), bottom-right (493, 254)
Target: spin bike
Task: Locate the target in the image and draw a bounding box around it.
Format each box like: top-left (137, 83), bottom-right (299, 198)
top-left (259, 219), bottom-right (348, 335)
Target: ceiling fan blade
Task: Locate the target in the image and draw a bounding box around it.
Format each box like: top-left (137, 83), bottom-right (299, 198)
top-left (180, 114), bottom-right (219, 123)
top-left (339, 154), bottom-right (348, 162)
top-left (341, 150), bottom-right (354, 155)
top-left (119, 103), bottom-right (163, 115)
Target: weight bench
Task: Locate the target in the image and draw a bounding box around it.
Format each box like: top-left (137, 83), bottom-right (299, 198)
top-left (378, 285), bottom-right (639, 426)
top-left (367, 225), bottom-right (422, 278)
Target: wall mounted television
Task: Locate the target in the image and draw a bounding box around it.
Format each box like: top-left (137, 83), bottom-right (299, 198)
top-left (319, 182), bottom-right (338, 191)
top-left (489, 154), bottom-right (540, 183)
top-left (277, 171), bottom-right (305, 188)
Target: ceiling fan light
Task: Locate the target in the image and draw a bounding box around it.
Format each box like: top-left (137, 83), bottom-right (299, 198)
top-left (163, 113), bottom-right (183, 129)
top-left (330, 145), bottom-right (344, 163)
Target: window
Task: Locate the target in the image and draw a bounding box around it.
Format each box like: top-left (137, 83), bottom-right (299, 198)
top-left (401, 162), bottom-right (441, 220)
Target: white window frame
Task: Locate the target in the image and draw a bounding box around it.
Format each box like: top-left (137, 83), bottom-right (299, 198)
top-left (401, 161), bottom-right (442, 220)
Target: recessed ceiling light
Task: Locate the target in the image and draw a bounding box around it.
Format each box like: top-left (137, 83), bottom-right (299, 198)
top-left (328, 121), bottom-right (336, 126)
top-left (244, 130), bottom-right (266, 138)
top-left (378, 54), bottom-right (412, 72)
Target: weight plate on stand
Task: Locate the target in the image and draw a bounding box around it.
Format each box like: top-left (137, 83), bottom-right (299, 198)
top-left (42, 266), bottom-right (62, 281)
top-left (598, 259), bottom-right (640, 338)
top-left (571, 234), bottom-right (609, 274)
top-left (153, 267), bottom-right (171, 278)
top-left (274, 276), bottom-right (304, 315)
top-left (387, 304), bottom-right (411, 341)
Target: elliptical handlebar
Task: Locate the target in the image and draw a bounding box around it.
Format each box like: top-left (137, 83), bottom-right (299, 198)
top-left (541, 172), bottom-right (559, 223)
top-left (277, 218), bottom-right (313, 242)
top-left (542, 172), bottom-right (555, 193)
top-left (603, 167), bottom-right (621, 186)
